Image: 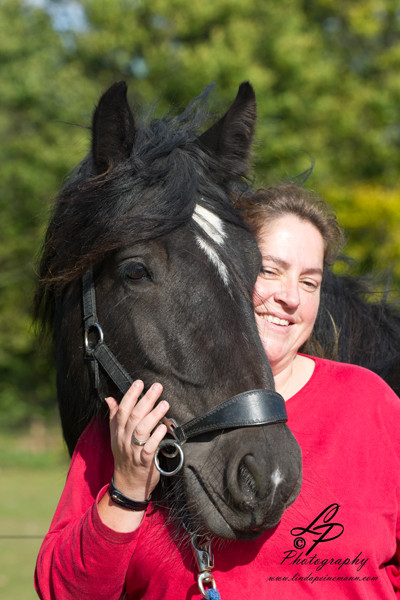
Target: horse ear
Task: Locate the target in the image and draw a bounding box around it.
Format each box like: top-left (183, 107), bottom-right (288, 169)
top-left (92, 81), bottom-right (136, 175)
top-left (198, 82), bottom-right (256, 175)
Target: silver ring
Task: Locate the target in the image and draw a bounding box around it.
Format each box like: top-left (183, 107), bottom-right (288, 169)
top-left (132, 433), bottom-right (149, 446)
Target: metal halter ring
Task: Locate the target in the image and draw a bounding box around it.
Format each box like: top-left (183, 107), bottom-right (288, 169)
top-left (84, 322), bottom-right (104, 353)
top-left (154, 439), bottom-right (184, 477)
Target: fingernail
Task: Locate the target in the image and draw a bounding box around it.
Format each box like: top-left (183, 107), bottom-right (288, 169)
top-left (152, 382), bottom-right (162, 392)
top-left (133, 380), bottom-right (143, 388)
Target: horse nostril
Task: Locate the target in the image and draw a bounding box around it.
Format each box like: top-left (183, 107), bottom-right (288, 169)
top-left (239, 455), bottom-right (258, 497)
top-left (228, 454), bottom-right (265, 510)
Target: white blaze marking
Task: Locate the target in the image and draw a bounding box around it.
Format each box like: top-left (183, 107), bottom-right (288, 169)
top-left (193, 204), bottom-right (226, 244)
top-left (192, 204), bottom-right (229, 285)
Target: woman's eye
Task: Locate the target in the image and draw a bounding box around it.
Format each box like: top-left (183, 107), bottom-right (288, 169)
top-left (125, 263), bottom-right (151, 281)
top-left (260, 267), bottom-right (276, 277)
top-left (303, 279), bottom-right (319, 290)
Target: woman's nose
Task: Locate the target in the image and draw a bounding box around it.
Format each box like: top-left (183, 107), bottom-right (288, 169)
top-left (274, 281), bottom-right (300, 308)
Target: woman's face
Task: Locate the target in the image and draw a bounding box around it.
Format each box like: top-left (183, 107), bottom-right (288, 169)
top-left (253, 214), bottom-right (324, 374)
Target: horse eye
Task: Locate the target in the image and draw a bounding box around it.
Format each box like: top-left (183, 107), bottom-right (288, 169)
top-left (125, 263), bottom-right (151, 281)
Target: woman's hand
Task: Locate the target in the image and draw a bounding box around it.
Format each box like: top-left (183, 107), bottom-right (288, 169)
top-left (105, 380), bottom-right (169, 501)
top-left (98, 380), bottom-right (169, 532)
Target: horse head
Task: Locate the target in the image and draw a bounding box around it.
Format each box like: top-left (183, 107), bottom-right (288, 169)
top-left (36, 81), bottom-right (302, 540)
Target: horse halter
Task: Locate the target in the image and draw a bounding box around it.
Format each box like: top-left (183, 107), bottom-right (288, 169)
top-left (82, 268), bottom-right (288, 476)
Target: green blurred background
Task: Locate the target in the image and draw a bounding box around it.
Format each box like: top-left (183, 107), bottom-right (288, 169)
top-left (1, 0), bottom-right (400, 597)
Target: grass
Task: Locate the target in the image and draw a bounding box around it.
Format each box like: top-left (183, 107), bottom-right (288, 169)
top-left (0, 421), bottom-right (69, 599)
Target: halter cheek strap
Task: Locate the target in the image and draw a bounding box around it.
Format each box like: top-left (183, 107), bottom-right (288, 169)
top-left (83, 268), bottom-right (133, 397)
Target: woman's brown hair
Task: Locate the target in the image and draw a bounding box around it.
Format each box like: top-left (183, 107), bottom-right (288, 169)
top-left (238, 184), bottom-right (345, 267)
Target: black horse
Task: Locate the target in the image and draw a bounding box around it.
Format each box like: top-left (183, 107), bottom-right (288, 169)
top-left (35, 81), bottom-right (302, 541)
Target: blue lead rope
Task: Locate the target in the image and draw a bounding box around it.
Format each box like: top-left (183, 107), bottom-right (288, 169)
top-left (206, 590), bottom-right (221, 600)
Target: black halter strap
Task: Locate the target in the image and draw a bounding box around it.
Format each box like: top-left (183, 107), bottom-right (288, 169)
top-left (82, 268), bottom-right (288, 445)
top-left (83, 268), bottom-right (134, 397)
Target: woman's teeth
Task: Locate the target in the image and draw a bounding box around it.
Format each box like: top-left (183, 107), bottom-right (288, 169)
top-left (260, 314), bottom-right (290, 326)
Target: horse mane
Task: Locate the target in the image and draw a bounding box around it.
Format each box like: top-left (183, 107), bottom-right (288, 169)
top-left (305, 264), bottom-right (400, 391)
top-left (34, 85), bottom-right (252, 334)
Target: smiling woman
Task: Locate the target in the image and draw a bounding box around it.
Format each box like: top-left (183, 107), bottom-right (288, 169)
top-left (254, 216), bottom-right (324, 395)
top-left (240, 185), bottom-right (344, 397)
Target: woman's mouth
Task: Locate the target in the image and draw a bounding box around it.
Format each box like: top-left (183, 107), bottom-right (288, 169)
top-left (258, 314), bottom-right (290, 326)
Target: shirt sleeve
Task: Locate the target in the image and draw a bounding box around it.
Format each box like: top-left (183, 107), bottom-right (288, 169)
top-left (34, 419), bottom-right (143, 600)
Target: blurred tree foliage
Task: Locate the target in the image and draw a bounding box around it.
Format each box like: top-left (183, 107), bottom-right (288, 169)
top-left (1, 0), bottom-right (400, 427)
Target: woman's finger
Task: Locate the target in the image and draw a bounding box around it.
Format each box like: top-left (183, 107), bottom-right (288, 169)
top-left (104, 395), bottom-right (119, 420)
top-left (132, 398), bottom-right (169, 444)
top-left (109, 380), bottom-right (146, 437)
top-left (140, 423), bottom-right (168, 460)
top-left (127, 382), bottom-right (163, 424)
top-left (115, 380), bottom-right (145, 425)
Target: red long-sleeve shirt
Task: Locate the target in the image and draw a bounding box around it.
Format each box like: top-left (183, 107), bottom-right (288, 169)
top-left (35, 357), bottom-right (400, 599)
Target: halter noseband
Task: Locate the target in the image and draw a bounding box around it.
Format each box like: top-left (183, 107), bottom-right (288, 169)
top-left (82, 268), bottom-right (288, 476)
